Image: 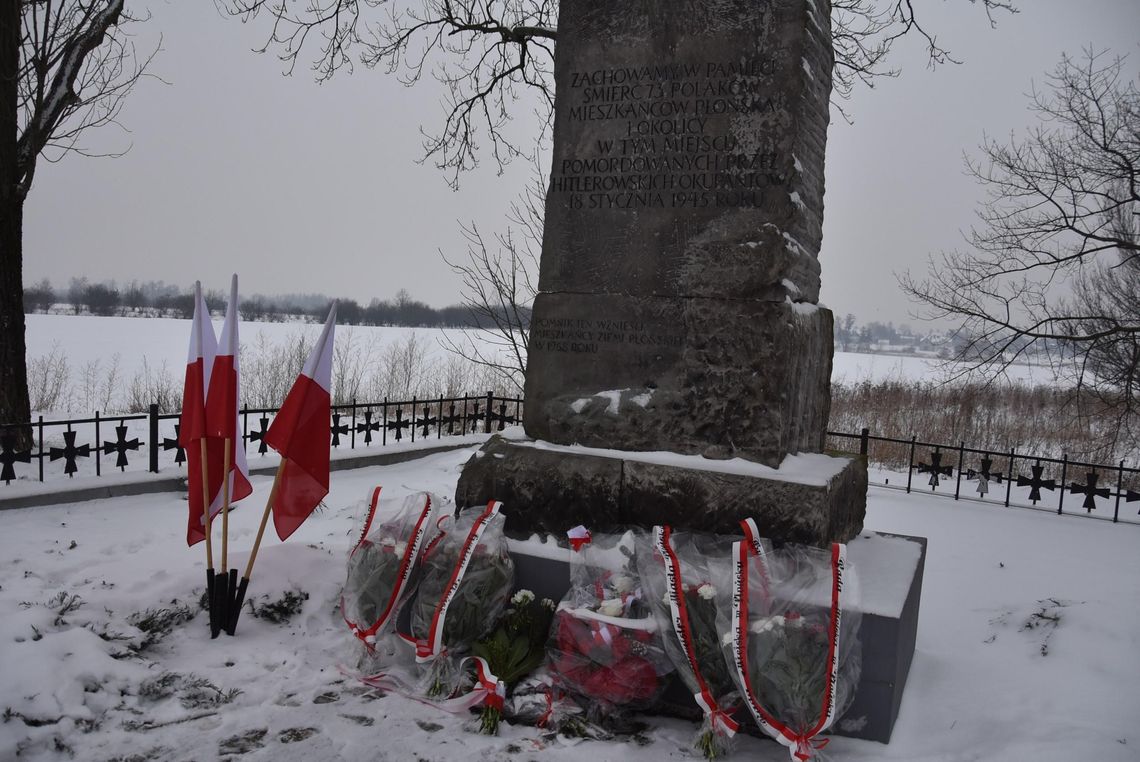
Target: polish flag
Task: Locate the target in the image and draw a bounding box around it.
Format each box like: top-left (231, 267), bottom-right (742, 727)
top-left (264, 303), bottom-right (336, 540)
top-left (179, 283), bottom-right (223, 546)
top-left (204, 274), bottom-right (252, 508)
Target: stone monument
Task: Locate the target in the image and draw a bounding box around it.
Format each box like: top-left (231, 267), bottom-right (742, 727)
top-left (458, 0), bottom-right (867, 545)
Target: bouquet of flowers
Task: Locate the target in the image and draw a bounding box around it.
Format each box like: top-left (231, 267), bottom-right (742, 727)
top-left (408, 501), bottom-right (515, 700)
top-left (719, 539), bottom-right (862, 761)
top-left (637, 525), bottom-right (745, 759)
top-left (546, 528), bottom-right (673, 723)
top-left (341, 487), bottom-right (440, 656)
top-left (468, 589), bottom-right (557, 734)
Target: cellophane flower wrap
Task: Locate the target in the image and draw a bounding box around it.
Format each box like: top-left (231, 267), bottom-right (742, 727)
top-left (546, 528), bottom-right (673, 722)
top-left (408, 501), bottom-right (515, 700)
top-left (468, 591), bottom-right (557, 734)
top-left (637, 526), bottom-right (744, 759)
top-left (718, 538), bottom-right (862, 761)
top-left (342, 487), bottom-right (440, 662)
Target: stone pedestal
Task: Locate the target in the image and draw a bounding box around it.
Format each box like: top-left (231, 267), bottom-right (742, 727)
top-left (456, 435), bottom-right (866, 546)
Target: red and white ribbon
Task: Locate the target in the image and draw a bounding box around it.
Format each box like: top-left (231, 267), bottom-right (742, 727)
top-left (415, 501), bottom-right (502, 663)
top-left (730, 540), bottom-right (847, 761)
top-left (343, 490), bottom-right (435, 648)
top-left (739, 518), bottom-right (772, 609)
top-left (655, 526), bottom-right (739, 739)
top-left (567, 525), bottom-right (592, 552)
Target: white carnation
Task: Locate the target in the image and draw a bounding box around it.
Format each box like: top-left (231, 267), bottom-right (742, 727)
top-left (750, 615), bottom-right (785, 635)
top-left (511, 589), bottom-right (536, 606)
top-left (393, 541), bottom-right (408, 557)
top-left (696, 583), bottom-right (717, 600)
top-left (611, 575), bottom-right (636, 595)
top-left (598, 598), bottom-right (625, 617)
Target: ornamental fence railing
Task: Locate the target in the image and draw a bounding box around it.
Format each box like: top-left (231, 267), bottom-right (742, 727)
top-left (3, 403), bottom-right (1137, 526)
top-left (0, 392), bottom-right (522, 489)
top-left (826, 429), bottom-right (1140, 525)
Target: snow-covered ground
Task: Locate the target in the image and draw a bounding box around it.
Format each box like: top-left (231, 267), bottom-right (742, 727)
top-left (1, 446), bottom-right (1136, 761)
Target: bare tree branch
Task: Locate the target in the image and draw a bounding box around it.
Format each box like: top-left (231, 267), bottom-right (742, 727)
top-left (221, 0), bottom-right (1016, 184)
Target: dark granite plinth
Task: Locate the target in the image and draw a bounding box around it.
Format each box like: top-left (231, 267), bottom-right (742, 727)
top-left (456, 435), bottom-right (866, 546)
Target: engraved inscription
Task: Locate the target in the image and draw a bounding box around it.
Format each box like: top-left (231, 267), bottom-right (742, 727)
top-left (531, 316), bottom-right (684, 354)
top-left (554, 57), bottom-right (791, 210)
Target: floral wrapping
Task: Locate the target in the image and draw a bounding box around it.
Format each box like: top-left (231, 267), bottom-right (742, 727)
top-left (719, 539), bottom-right (862, 761)
top-left (637, 525), bottom-right (749, 759)
top-left (341, 487), bottom-right (440, 657)
top-left (407, 501), bottom-right (515, 699)
top-left (545, 528), bottom-right (673, 722)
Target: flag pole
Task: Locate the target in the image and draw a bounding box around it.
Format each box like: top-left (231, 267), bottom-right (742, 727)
top-left (216, 437), bottom-right (234, 637)
top-left (227, 457), bottom-right (287, 635)
top-left (199, 439), bottom-right (218, 639)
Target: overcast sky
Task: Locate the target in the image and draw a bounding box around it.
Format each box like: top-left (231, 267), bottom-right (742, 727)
top-left (23, 0), bottom-right (1140, 327)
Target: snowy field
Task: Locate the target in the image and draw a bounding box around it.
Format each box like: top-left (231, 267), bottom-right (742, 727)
top-left (24, 314), bottom-right (1054, 405)
top-left (1, 445), bottom-right (1137, 761)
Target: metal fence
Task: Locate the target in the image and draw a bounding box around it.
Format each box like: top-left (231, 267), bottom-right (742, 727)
top-left (4, 403), bottom-right (1137, 527)
top-left (0, 392), bottom-right (522, 487)
top-left (827, 428), bottom-right (1140, 525)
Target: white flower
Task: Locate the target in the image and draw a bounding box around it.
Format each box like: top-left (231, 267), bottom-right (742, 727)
top-left (511, 589), bottom-right (535, 606)
top-left (541, 598), bottom-right (556, 611)
top-left (721, 631), bottom-right (735, 647)
top-left (598, 598), bottom-right (625, 617)
top-left (663, 590), bottom-right (673, 607)
top-left (750, 615), bottom-right (785, 635)
top-left (611, 575), bottom-right (636, 595)
top-left (393, 541), bottom-right (408, 557)
top-left (696, 583), bottom-right (717, 600)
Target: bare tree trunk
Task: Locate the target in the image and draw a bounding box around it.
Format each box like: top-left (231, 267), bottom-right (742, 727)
top-left (0, 0), bottom-right (31, 443)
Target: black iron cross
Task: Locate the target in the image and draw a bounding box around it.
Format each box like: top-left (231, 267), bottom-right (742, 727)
top-left (0, 435), bottom-right (32, 484)
top-left (49, 431), bottom-right (91, 477)
top-left (916, 450), bottom-right (954, 490)
top-left (331, 413), bottom-right (350, 448)
top-left (468, 401), bottom-right (484, 434)
top-left (162, 424), bottom-right (186, 466)
top-left (356, 410), bottom-right (380, 445)
top-left (416, 405), bottom-right (438, 438)
top-left (247, 416), bottom-right (271, 455)
top-left (101, 424), bottom-right (140, 471)
top-left (1016, 463), bottom-right (1057, 505)
top-left (966, 456), bottom-right (1004, 497)
top-left (439, 403), bottom-right (461, 435)
top-left (489, 402), bottom-right (515, 432)
top-left (385, 407), bottom-right (412, 442)
top-left (1067, 471), bottom-right (1111, 513)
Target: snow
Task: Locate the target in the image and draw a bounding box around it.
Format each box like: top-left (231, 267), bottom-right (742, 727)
top-left (3, 445), bottom-right (1135, 760)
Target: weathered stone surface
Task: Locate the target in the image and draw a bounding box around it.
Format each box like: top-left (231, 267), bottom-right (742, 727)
top-left (456, 436), bottom-right (866, 545)
top-left (525, 0), bottom-right (837, 466)
top-left (524, 293), bottom-right (833, 467)
top-left (541, 0), bottom-right (833, 301)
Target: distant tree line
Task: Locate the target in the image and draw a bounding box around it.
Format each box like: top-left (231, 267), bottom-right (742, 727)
top-left (22, 278), bottom-right (531, 329)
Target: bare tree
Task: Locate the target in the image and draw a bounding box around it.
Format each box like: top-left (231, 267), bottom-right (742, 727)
top-left (224, 0), bottom-right (1015, 187)
top-left (901, 49), bottom-right (1139, 453)
top-left (439, 169), bottom-right (541, 393)
top-left (1, 0), bottom-right (154, 438)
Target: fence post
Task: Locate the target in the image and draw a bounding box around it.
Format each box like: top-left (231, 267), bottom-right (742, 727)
top-left (859, 427), bottom-right (869, 457)
top-left (94, 411), bottom-right (101, 477)
top-left (485, 391), bottom-right (494, 434)
top-left (37, 415), bottom-right (44, 482)
top-left (1113, 460), bottom-right (1124, 523)
top-left (350, 399), bottom-right (356, 449)
top-left (954, 442), bottom-right (965, 500)
top-left (905, 435), bottom-right (917, 494)
top-left (148, 404), bottom-right (160, 473)
top-left (1058, 455), bottom-right (1068, 515)
top-left (1005, 448), bottom-right (1015, 507)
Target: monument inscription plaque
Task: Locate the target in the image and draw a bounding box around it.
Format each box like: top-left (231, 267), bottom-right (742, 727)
top-left (525, 0), bottom-right (837, 466)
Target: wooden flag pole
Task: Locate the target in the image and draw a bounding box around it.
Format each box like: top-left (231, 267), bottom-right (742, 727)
top-left (199, 437), bottom-right (218, 639)
top-left (227, 458), bottom-right (286, 635)
top-left (215, 437), bottom-right (234, 637)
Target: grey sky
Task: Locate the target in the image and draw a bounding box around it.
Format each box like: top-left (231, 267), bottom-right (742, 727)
top-left (23, 0), bottom-right (1140, 326)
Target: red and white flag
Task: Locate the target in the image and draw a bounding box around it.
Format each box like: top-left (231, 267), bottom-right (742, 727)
top-left (180, 283), bottom-right (223, 547)
top-left (264, 303), bottom-right (337, 540)
top-left (204, 274), bottom-right (252, 507)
